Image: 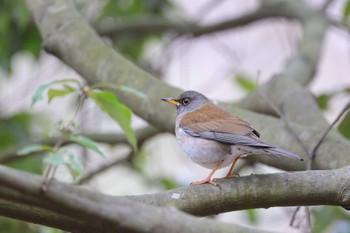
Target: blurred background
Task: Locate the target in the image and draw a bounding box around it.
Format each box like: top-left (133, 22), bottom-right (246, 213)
top-left (0, 0), bottom-right (350, 232)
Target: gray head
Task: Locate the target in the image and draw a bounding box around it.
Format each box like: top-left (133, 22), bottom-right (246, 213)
top-left (161, 90), bottom-right (209, 115)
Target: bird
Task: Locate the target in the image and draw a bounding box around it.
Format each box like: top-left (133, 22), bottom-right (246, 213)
top-left (161, 90), bottom-right (304, 186)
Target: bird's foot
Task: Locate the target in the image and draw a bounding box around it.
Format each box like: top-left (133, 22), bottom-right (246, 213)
top-left (190, 178), bottom-right (218, 186)
top-left (213, 173), bottom-right (240, 181)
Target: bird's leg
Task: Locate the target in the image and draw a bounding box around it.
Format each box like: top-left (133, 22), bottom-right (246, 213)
top-left (225, 156), bottom-right (241, 178)
top-left (214, 156), bottom-right (241, 181)
top-left (191, 160), bottom-right (223, 186)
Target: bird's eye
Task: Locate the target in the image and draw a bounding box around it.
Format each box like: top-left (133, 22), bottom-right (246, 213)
top-left (182, 98), bottom-right (190, 105)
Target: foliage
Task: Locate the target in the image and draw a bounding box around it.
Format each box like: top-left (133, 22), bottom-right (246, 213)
top-left (87, 90), bottom-right (137, 151)
top-left (31, 79), bottom-right (81, 106)
top-left (31, 79), bottom-right (137, 150)
top-left (0, 0), bottom-right (41, 72)
top-left (157, 176), bottom-right (179, 190)
top-left (315, 88), bottom-right (350, 111)
top-left (314, 88), bottom-right (350, 140)
top-left (0, 217), bottom-right (62, 233)
top-left (234, 74), bottom-right (256, 93)
top-left (338, 109), bottom-right (350, 139)
top-left (342, 0), bottom-right (350, 27)
top-left (99, 0), bottom-right (171, 61)
top-left (0, 112), bottom-right (32, 150)
top-left (245, 209), bottom-right (258, 225)
top-left (313, 206), bottom-right (350, 233)
top-left (16, 78), bottom-right (139, 180)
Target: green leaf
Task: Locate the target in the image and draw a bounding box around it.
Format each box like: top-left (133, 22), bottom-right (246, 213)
top-left (131, 149), bottom-right (147, 173)
top-left (245, 209), bottom-right (258, 225)
top-left (17, 144), bottom-right (53, 156)
top-left (65, 153), bottom-right (84, 179)
top-left (43, 152), bottom-right (64, 166)
top-left (338, 110), bottom-right (350, 139)
top-left (31, 79), bottom-right (80, 106)
top-left (47, 86), bottom-right (76, 103)
top-left (343, 0), bottom-right (350, 26)
top-left (316, 94), bottom-right (331, 110)
top-left (158, 177), bottom-right (179, 190)
top-left (6, 155), bottom-right (43, 175)
top-left (88, 91), bottom-right (137, 151)
top-left (68, 134), bottom-right (104, 157)
top-left (32, 80), bottom-right (56, 107)
top-left (235, 74), bottom-right (256, 92)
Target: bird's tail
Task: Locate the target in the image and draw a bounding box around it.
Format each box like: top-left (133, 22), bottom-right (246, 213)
top-left (268, 147), bottom-right (304, 161)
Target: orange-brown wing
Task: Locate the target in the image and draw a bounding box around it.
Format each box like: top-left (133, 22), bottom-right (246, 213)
top-left (180, 103), bottom-right (259, 137)
top-left (180, 104), bottom-right (270, 147)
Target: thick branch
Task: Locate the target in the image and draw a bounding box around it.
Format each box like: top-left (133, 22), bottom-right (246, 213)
top-left (0, 165), bottom-right (350, 217)
top-left (0, 166), bottom-right (272, 233)
top-left (0, 199), bottom-right (96, 233)
top-left (0, 165), bottom-right (349, 231)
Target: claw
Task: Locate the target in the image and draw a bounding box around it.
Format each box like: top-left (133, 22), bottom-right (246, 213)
top-left (191, 178), bottom-right (218, 186)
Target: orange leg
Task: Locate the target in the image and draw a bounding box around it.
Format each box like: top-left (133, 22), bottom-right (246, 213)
top-left (225, 156), bottom-right (241, 178)
top-left (214, 156), bottom-right (241, 181)
top-left (191, 160), bottom-right (224, 186)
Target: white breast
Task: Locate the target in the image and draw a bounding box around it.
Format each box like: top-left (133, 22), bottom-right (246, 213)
top-left (175, 117), bottom-right (234, 169)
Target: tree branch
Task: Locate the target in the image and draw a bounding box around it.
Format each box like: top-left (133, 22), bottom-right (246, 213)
top-left (96, 1), bottom-right (310, 38)
top-left (0, 126), bottom-right (159, 164)
top-left (0, 165), bottom-right (275, 233)
top-left (0, 165), bottom-right (350, 217)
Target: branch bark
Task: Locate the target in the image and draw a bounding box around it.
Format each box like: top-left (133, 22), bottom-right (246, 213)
top-left (0, 165), bottom-right (349, 232)
top-left (0, 165), bottom-right (275, 233)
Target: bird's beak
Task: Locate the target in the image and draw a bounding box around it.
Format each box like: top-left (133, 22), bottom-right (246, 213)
top-left (161, 98), bottom-right (180, 106)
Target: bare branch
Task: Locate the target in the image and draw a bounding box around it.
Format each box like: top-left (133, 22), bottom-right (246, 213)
top-left (0, 126), bottom-right (159, 164)
top-left (309, 102), bottom-right (350, 168)
top-left (97, 1), bottom-right (313, 38)
top-left (77, 156), bottom-right (127, 184)
top-left (1, 165), bottom-right (350, 217)
top-left (0, 165), bottom-right (275, 233)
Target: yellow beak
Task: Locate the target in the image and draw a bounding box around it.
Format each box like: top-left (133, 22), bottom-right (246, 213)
top-left (161, 98), bottom-right (180, 106)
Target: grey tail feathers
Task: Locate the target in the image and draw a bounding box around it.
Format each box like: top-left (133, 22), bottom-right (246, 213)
top-left (268, 147), bottom-right (304, 161)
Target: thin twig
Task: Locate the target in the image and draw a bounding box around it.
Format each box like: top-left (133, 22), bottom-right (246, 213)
top-left (289, 206), bottom-right (301, 227)
top-left (78, 156), bottom-right (129, 184)
top-left (320, 0), bottom-right (334, 11)
top-left (42, 94), bottom-right (87, 191)
top-left (41, 136), bottom-right (64, 191)
top-left (256, 79), bottom-right (310, 156)
top-left (77, 132), bottom-right (153, 184)
top-left (303, 206), bottom-right (312, 233)
top-left (309, 102), bottom-right (350, 169)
